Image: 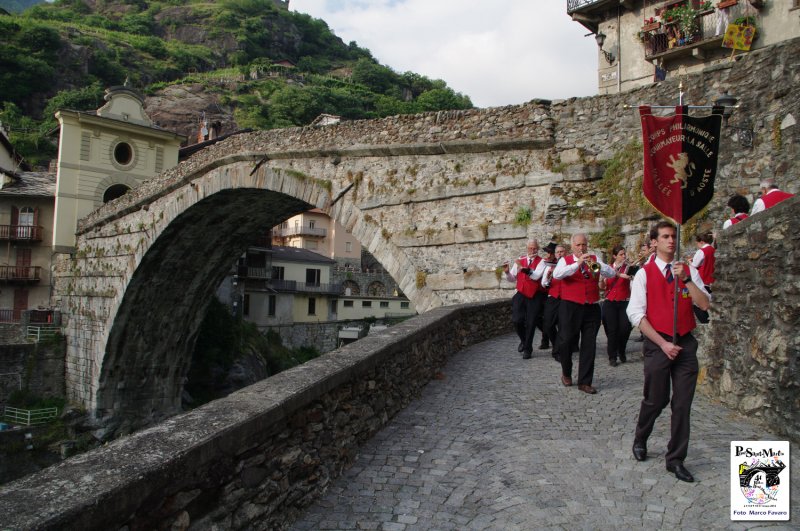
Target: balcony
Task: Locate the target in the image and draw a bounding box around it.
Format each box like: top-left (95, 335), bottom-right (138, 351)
top-left (0, 225), bottom-right (44, 242)
top-left (275, 225), bottom-right (327, 238)
top-left (642, 2), bottom-right (757, 61)
top-left (267, 279), bottom-right (341, 295)
top-left (0, 266), bottom-right (42, 283)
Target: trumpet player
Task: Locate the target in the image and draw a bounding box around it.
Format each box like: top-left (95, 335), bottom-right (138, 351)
top-left (553, 233), bottom-right (616, 394)
top-left (601, 245), bottom-right (633, 367)
top-left (503, 239), bottom-right (547, 359)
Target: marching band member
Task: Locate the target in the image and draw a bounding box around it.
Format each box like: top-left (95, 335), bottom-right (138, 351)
top-left (503, 239), bottom-right (547, 359)
top-left (601, 245), bottom-right (633, 367)
top-left (628, 221), bottom-right (711, 483)
top-left (553, 233), bottom-right (615, 394)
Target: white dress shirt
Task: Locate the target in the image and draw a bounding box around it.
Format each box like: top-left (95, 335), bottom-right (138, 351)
top-left (691, 244), bottom-right (712, 268)
top-left (552, 254), bottom-right (616, 280)
top-left (750, 189), bottom-right (784, 215)
top-left (504, 255), bottom-right (546, 283)
top-left (626, 256), bottom-right (711, 327)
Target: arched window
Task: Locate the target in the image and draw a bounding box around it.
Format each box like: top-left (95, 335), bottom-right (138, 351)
top-left (342, 280), bottom-right (360, 296)
top-left (368, 281), bottom-right (386, 297)
top-left (103, 184), bottom-right (131, 203)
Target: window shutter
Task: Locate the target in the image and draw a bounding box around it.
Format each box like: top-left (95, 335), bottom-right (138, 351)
top-left (33, 207), bottom-right (39, 226)
top-left (11, 206), bottom-right (18, 225)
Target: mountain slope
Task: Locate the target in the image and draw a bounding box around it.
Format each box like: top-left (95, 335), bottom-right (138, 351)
top-left (0, 0), bottom-right (472, 166)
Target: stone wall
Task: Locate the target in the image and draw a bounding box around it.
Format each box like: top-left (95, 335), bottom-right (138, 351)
top-left (699, 196), bottom-right (799, 440)
top-left (0, 342), bottom-right (65, 410)
top-left (0, 299), bottom-right (511, 530)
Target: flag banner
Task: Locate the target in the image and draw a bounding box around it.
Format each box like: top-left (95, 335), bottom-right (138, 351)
top-left (639, 105), bottom-right (724, 224)
top-left (723, 23), bottom-right (756, 51)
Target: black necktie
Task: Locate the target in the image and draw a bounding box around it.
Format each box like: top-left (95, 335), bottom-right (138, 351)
top-left (665, 263), bottom-right (674, 284)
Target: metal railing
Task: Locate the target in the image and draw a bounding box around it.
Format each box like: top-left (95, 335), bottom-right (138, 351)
top-left (0, 266), bottom-right (41, 282)
top-left (276, 226), bottom-right (327, 238)
top-left (0, 225), bottom-right (44, 241)
top-left (4, 406), bottom-right (59, 426)
top-left (27, 325), bottom-right (60, 342)
top-left (267, 279), bottom-right (341, 294)
top-left (643, 3), bottom-right (755, 58)
top-left (567, 0), bottom-right (604, 13)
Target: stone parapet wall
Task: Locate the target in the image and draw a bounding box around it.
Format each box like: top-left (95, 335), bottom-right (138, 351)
top-left (0, 299), bottom-right (511, 530)
top-left (699, 196), bottom-right (799, 440)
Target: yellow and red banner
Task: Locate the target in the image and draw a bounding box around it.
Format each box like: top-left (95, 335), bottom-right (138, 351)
top-left (723, 23), bottom-right (756, 51)
top-left (639, 106), bottom-right (724, 224)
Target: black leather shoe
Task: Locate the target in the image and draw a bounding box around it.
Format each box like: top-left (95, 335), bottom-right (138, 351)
top-left (632, 442), bottom-right (647, 462)
top-left (518, 342), bottom-right (524, 352)
top-left (667, 462), bottom-right (694, 482)
top-left (539, 341), bottom-right (550, 350)
top-left (620, 354), bottom-right (627, 363)
top-left (609, 359), bottom-right (618, 367)
top-left (522, 350), bottom-right (532, 360)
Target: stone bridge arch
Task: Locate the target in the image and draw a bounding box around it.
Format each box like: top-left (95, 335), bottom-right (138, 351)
top-left (58, 153), bottom-right (447, 432)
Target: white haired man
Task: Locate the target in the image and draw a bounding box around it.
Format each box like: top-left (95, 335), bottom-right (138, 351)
top-left (552, 233), bottom-right (616, 393)
top-left (750, 178), bottom-right (794, 215)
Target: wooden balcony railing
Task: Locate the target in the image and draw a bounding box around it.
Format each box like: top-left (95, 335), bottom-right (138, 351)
top-left (0, 225), bottom-right (44, 241)
top-left (642, 3), bottom-right (755, 60)
top-left (0, 266), bottom-right (41, 282)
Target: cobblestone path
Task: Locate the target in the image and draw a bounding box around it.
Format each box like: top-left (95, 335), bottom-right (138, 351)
top-left (291, 331), bottom-right (799, 530)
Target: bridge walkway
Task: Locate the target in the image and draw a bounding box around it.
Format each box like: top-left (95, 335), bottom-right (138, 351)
top-left (291, 330), bottom-right (799, 530)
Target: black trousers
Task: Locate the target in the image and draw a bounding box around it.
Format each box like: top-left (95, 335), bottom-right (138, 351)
top-left (557, 300), bottom-right (601, 386)
top-left (511, 291), bottom-right (546, 354)
top-left (543, 296), bottom-right (560, 355)
top-left (634, 333), bottom-right (699, 465)
top-left (602, 299), bottom-right (632, 361)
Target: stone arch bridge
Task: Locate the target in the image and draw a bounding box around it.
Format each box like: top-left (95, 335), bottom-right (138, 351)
top-left (55, 39), bottom-right (800, 431)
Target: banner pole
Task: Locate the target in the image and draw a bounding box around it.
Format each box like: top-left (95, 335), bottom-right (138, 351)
top-left (673, 82), bottom-right (684, 343)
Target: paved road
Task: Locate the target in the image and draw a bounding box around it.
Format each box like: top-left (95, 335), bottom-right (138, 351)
top-left (291, 331), bottom-right (799, 530)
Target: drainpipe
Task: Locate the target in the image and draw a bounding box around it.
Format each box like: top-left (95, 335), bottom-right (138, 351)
top-left (617, 6), bottom-right (622, 94)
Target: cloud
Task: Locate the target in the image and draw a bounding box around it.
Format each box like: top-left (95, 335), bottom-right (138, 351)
top-left (291, 0), bottom-right (598, 108)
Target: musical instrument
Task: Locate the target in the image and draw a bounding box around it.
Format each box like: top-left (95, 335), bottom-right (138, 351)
top-left (584, 257), bottom-right (601, 274)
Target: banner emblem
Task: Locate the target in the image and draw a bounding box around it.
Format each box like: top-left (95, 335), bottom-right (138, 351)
top-left (639, 105), bottom-right (724, 224)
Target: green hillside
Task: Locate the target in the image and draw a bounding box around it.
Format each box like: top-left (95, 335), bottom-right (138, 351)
top-left (0, 0), bottom-right (472, 167)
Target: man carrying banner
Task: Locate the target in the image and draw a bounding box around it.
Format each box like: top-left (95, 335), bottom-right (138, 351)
top-left (635, 102), bottom-right (721, 482)
top-left (627, 221), bottom-right (710, 482)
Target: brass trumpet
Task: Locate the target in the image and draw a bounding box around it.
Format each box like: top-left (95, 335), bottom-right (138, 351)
top-left (584, 257), bottom-right (602, 274)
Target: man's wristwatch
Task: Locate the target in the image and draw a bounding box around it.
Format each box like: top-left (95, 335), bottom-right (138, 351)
top-left (683, 277), bottom-right (692, 284)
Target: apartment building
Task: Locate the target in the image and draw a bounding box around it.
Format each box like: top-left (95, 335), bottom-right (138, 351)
top-left (568, 0), bottom-right (799, 94)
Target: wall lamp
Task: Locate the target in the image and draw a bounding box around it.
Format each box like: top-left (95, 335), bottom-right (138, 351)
top-left (595, 32), bottom-right (615, 65)
top-left (713, 90), bottom-right (753, 148)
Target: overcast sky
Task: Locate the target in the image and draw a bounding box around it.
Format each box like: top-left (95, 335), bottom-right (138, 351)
top-left (290, 0), bottom-right (599, 109)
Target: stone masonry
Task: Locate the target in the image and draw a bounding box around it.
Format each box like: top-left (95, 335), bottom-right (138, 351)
top-left (55, 37), bottom-right (799, 429)
top-left (0, 300), bottom-right (512, 530)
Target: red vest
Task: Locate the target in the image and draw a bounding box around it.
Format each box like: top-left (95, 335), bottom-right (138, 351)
top-left (729, 213), bottom-right (748, 225)
top-left (605, 262), bottom-right (631, 302)
top-left (559, 255), bottom-right (601, 304)
top-left (515, 255), bottom-right (543, 297)
top-left (697, 245), bottom-right (715, 285)
top-left (762, 190), bottom-right (794, 209)
top-left (643, 260), bottom-right (696, 336)
top-left (549, 277), bottom-right (562, 299)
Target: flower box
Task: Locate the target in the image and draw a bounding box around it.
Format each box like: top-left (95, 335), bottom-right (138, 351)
top-left (642, 21), bottom-right (662, 32)
top-left (717, 0), bottom-right (738, 8)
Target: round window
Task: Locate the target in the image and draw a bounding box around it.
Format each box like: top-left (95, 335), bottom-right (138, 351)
top-left (113, 142), bottom-right (133, 166)
top-left (103, 184), bottom-right (131, 203)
